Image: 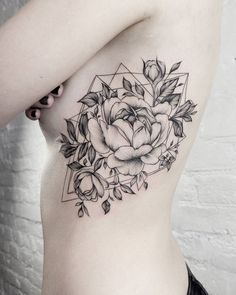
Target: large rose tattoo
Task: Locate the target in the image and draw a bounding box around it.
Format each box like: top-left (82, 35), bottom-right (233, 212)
top-left (88, 96), bottom-right (171, 176)
top-left (59, 58), bottom-right (197, 217)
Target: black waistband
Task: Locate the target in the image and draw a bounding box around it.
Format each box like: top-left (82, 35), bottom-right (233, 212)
top-left (185, 263), bottom-right (209, 295)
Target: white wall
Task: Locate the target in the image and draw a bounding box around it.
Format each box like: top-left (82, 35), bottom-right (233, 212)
top-left (0, 1), bottom-right (236, 294)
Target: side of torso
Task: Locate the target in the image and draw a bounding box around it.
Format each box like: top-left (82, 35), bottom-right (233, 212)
top-left (39, 2), bottom-right (221, 294)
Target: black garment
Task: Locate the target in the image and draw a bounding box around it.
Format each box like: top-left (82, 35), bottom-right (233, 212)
top-left (186, 263), bottom-right (209, 295)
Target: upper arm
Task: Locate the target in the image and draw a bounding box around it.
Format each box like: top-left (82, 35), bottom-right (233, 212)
top-left (0, 0), bottom-right (154, 127)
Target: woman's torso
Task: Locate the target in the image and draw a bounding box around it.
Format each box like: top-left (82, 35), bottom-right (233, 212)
top-left (39, 2), bottom-right (221, 294)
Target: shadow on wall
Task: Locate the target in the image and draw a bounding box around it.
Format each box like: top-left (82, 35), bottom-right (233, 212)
top-left (0, 1), bottom-right (45, 294)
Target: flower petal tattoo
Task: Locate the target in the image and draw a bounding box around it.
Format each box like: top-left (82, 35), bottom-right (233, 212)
top-left (58, 58), bottom-right (197, 217)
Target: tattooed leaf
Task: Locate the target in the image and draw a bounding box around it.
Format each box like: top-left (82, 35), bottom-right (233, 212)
top-left (171, 118), bottom-right (184, 137)
top-left (102, 83), bottom-right (110, 99)
top-left (170, 61), bottom-right (182, 73)
top-left (160, 78), bottom-right (179, 97)
top-left (82, 204), bottom-right (90, 217)
top-left (123, 91), bottom-right (134, 97)
top-left (60, 144), bottom-right (78, 158)
top-left (94, 158), bottom-right (103, 171)
top-left (60, 133), bottom-right (70, 144)
top-left (83, 158), bottom-right (88, 165)
top-left (113, 187), bottom-right (123, 200)
top-left (161, 94), bottom-right (181, 109)
top-left (78, 207), bottom-right (84, 218)
top-left (120, 184), bottom-right (135, 194)
top-left (174, 100), bottom-right (197, 118)
top-left (136, 171), bottom-right (147, 190)
top-left (182, 114), bottom-right (192, 122)
top-left (123, 77), bottom-right (132, 92)
top-left (130, 176), bottom-right (137, 187)
top-left (135, 82), bottom-right (145, 97)
top-left (78, 142), bottom-right (89, 160)
top-left (167, 163), bottom-right (172, 171)
top-left (174, 102), bottom-right (190, 117)
top-left (113, 174), bottom-right (119, 185)
top-left (65, 120), bottom-right (77, 142)
top-left (79, 113), bottom-right (89, 138)
top-left (67, 161), bottom-right (83, 171)
top-left (88, 144), bottom-right (96, 164)
top-left (80, 92), bottom-right (99, 107)
top-left (102, 200), bottom-right (111, 214)
top-left (143, 181), bottom-right (148, 190)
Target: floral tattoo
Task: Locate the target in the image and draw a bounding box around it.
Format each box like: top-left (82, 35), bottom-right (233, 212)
top-left (58, 58), bottom-right (197, 217)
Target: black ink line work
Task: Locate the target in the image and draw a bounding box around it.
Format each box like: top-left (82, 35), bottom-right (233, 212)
top-left (58, 58), bottom-right (197, 217)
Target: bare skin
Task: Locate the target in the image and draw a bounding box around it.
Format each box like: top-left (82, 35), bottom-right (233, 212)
top-left (0, 0), bottom-right (222, 294)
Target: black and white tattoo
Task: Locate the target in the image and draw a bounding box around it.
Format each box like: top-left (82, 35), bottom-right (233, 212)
top-left (58, 58), bottom-right (197, 217)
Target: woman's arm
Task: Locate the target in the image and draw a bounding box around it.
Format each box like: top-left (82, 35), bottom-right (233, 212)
top-left (0, 0), bottom-right (154, 127)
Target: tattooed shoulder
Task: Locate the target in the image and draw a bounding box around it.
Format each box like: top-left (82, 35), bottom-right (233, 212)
top-left (57, 58), bottom-right (197, 218)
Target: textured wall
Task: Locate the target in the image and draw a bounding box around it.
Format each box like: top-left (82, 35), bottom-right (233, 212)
top-left (0, 3), bottom-right (44, 295)
top-left (0, 115), bottom-right (45, 295)
top-left (0, 1), bottom-right (235, 295)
